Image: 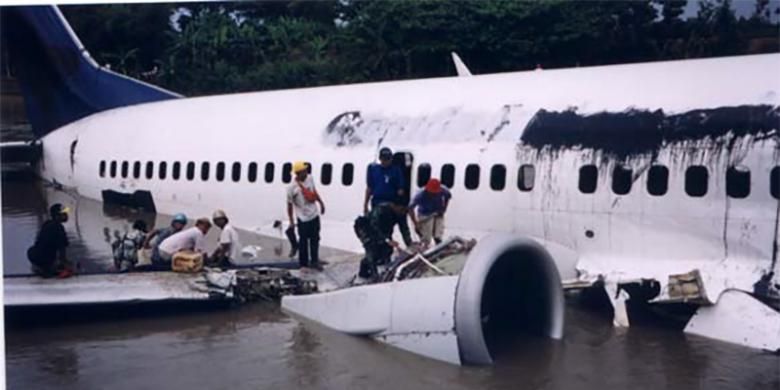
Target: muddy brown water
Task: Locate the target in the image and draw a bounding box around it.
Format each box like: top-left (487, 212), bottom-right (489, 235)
top-left (3, 178), bottom-right (779, 390)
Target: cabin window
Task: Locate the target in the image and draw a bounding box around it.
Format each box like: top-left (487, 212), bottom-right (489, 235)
top-left (216, 162), bottom-right (225, 182)
top-left (265, 163), bottom-right (275, 183)
top-left (159, 162), bottom-right (167, 180)
top-left (172, 162), bottom-right (181, 180)
top-left (201, 162), bottom-right (210, 181)
top-left (121, 161), bottom-right (129, 178)
top-left (772, 167), bottom-right (780, 199)
top-left (186, 162), bottom-right (195, 181)
top-left (305, 162), bottom-right (313, 174)
top-left (517, 164), bottom-right (535, 191)
top-left (232, 162), bottom-right (241, 182)
top-left (417, 164), bottom-right (432, 188)
top-left (579, 165), bottom-right (598, 194)
top-left (685, 166), bottom-right (708, 197)
top-left (282, 162), bottom-right (292, 183)
top-left (321, 163), bottom-right (333, 185)
top-left (441, 164), bottom-right (455, 188)
top-left (110, 161), bottom-right (117, 178)
top-left (726, 167), bottom-right (750, 199)
top-left (647, 165), bottom-right (668, 196)
top-left (99, 161), bottom-right (106, 177)
top-left (132, 161), bottom-right (141, 179)
top-left (248, 163), bottom-right (258, 183)
top-left (145, 162), bottom-right (154, 180)
top-left (490, 164), bottom-right (506, 191)
top-left (612, 165), bottom-right (632, 195)
top-left (342, 163), bottom-right (354, 186)
top-left (465, 164), bottom-right (480, 190)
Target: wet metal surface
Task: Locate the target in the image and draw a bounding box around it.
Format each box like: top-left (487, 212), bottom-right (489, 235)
top-left (3, 179), bottom-right (779, 389)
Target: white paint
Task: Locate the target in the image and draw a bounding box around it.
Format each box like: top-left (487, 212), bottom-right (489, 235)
top-left (282, 282), bottom-right (393, 335)
top-left (684, 289), bottom-right (780, 352)
top-left (4, 272), bottom-right (215, 306)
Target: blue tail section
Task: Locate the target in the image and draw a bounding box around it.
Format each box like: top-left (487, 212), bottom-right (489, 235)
top-left (1, 6), bottom-right (181, 138)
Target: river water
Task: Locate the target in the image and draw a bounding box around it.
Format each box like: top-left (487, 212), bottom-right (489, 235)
top-left (2, 178), bottom-right (778, 390)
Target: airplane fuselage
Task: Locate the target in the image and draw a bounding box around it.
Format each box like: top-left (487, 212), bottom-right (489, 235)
top-left (37, 53), bottom-right (780, 301)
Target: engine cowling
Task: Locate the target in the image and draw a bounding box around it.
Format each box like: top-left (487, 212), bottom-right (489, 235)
top-left (282, 233), bottom-right (565, 365)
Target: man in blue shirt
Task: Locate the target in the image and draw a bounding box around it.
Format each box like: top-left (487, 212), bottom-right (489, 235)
top-left (364, 147), bottom-right (412, 246)
top-left (409, 178), bottom-right (452, 246)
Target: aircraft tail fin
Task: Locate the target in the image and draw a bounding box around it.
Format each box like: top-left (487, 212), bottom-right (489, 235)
top-left (1, 6), bottom-right (181, 138)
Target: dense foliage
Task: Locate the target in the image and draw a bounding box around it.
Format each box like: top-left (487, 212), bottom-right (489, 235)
top-left (61, 0), bottom-right (780, 96)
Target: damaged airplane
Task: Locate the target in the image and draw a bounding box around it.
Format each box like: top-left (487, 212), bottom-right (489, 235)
top-left (3, 5), bottom-right (779, 364)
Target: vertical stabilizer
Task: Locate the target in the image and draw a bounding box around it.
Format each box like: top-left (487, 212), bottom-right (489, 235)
top-left (1, 6), bottom-right (181, 137)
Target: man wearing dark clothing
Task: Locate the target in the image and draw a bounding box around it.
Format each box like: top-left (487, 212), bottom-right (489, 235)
top-left (364, 147), bottom-right (413, 246)
top-left (355, 203), bottom-right (400, 280)
top-left (27, 203), bottom-right (72, 278)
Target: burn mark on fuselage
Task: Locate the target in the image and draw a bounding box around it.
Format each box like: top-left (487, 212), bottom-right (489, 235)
top-left (520, 105), bottom-right (780, 159)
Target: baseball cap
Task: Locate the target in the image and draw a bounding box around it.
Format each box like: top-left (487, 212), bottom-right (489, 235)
top-left (425, 178), bottom-right (442, 193)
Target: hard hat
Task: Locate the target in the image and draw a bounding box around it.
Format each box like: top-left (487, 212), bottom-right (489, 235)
top-left (292, 161), bottom-right (308, 174)
top-left (212, 209), bottom-right (227, 220)
top-left (425, 178), bottom-right (442, 193)
top-left (49, 203), bottom-right (70, 217)
top-left (172, 213), bottom-right (187, 224)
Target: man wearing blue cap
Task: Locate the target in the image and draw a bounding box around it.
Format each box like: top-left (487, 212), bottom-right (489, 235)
top-left (364, 147), bottom-right (413, 246)
top-left (27, 203), bottom-right (73, 278)
top-left (143, 212), bottom-right (188, 269)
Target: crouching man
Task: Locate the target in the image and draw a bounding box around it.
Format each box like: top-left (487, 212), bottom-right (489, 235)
top-left (211, 209), bottom-right (241, 266)
top-left (409, 178), bottom-right (451, 247)
top-left (157, 217), bottom-right (211, 265)
top-left (27, 203), bottom-right (73, 278)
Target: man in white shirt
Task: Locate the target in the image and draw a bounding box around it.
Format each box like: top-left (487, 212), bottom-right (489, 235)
top-left (211, 209), bottom-right (241, 265)
top-left (158, 218), bottom-right (212, 262)
top-left (287, 161), bottom-right (325, 271)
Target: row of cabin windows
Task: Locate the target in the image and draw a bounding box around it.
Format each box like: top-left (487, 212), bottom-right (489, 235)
top-left (99, 160), bottom-right (356, 186)
top-left (99, 159), bottom-right (780, 200)
top-left (415, 163), bottom-right (536, 192)
top-left (577, 164), bottom-right (779, 199)
top-left (413, 162), bottom-right (777, 199)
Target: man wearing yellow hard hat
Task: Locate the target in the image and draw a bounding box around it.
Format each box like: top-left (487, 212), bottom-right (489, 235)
top-left (26, 203), bottom-right (74, 278)
top-left (286, 161), bottom-right (326, 271)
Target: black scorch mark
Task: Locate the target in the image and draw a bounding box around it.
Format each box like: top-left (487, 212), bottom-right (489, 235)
top-left (520, 105), bottom-right (780, 158)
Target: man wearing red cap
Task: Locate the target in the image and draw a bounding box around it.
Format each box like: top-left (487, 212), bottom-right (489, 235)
top-left (408, 178), bottom-right (452, 246)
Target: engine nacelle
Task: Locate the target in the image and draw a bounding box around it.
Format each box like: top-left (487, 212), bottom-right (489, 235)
top-left (281, 234), bottom-right (565, 365)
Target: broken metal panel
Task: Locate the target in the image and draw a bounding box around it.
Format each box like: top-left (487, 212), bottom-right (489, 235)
top-left (667, 270), bottom-right (709, 304)
top-left (684, 289), bottom-right (780, 352)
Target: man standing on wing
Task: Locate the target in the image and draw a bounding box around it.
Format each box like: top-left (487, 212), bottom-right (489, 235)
top-left (287, 161), bottom-right (325, 271)
top-left (364, 147), bottom-right (413, 247)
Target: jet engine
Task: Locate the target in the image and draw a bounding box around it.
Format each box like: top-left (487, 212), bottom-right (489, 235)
top-left (281, 234), bottom-right (565, 365)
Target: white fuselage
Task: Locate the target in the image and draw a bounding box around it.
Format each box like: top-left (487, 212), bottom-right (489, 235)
top-left (38, 53), bottom-right (780, 298)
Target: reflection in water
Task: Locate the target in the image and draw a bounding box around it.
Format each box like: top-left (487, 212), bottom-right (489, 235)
top-left (287, 323), bottom-right (323, 388)
top-left (3, 178), bottom-right (780, 390)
